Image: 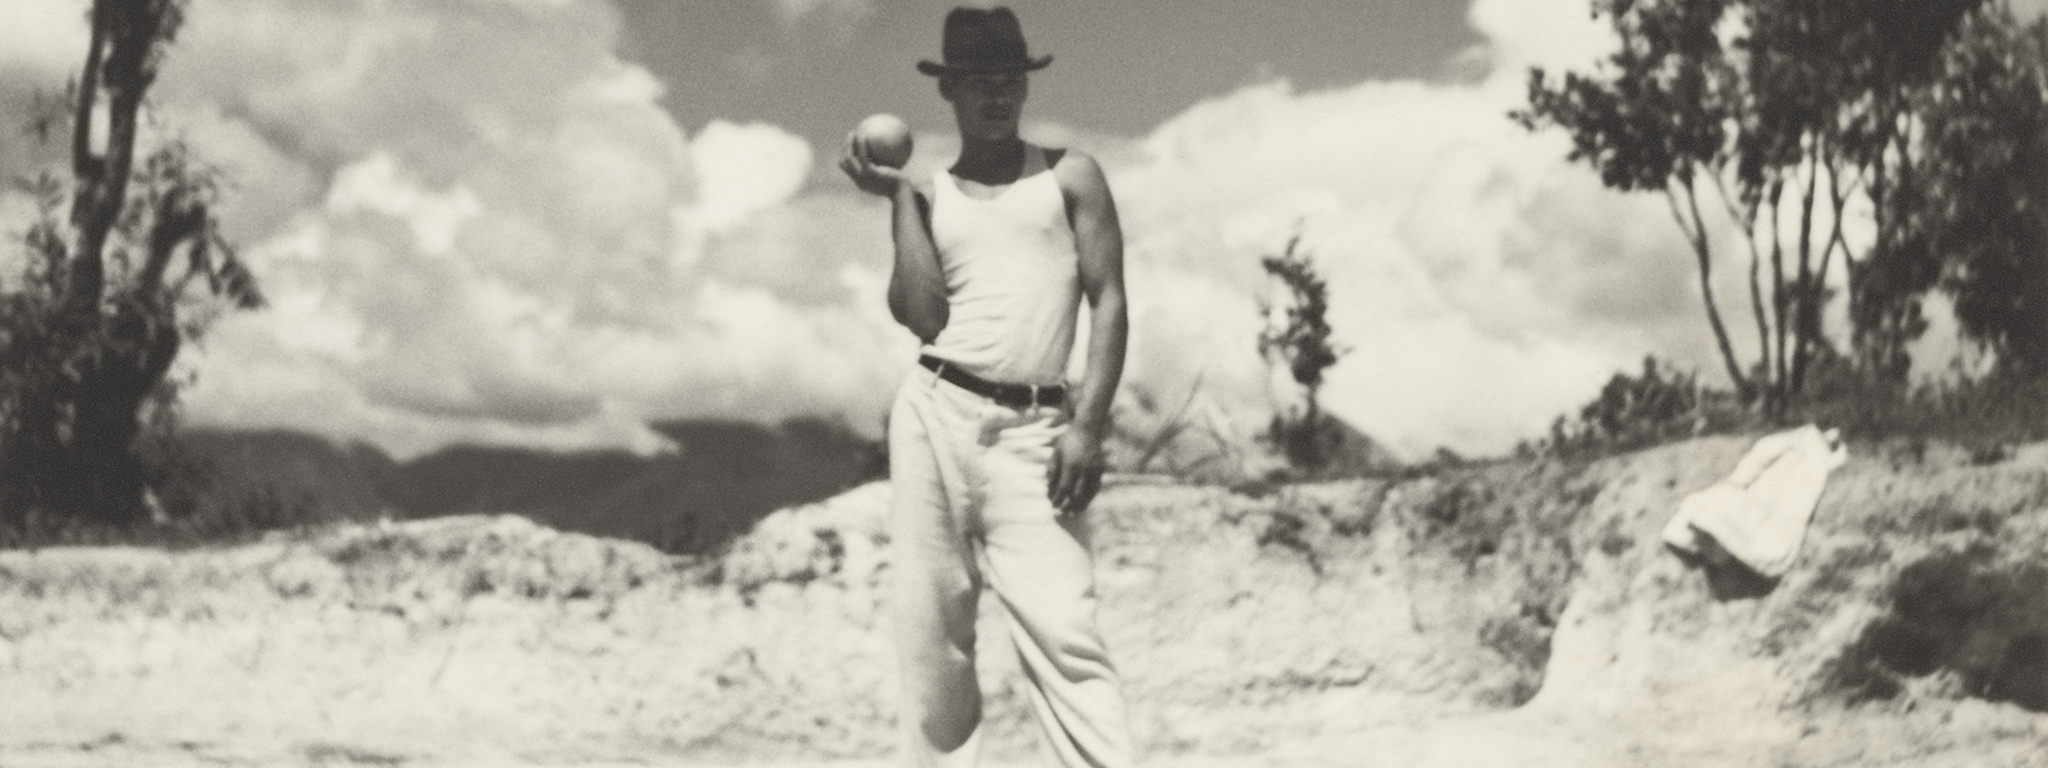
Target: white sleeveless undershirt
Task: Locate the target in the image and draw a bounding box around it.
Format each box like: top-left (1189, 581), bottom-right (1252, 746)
top-left (923, 157), bottom-right (1082, 387)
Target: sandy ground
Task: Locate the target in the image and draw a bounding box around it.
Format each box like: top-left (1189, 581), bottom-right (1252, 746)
top-left (2, 437), bottom-right (2045, 767)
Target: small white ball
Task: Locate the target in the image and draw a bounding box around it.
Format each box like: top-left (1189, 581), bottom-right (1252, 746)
top-left (856, 113), bottom-right (914, 168)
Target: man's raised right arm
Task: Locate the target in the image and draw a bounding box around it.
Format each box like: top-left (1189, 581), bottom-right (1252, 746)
top-left (841, 134), bottom-right (948, 342)
top-left (886, 182), bottom-right (949, 341)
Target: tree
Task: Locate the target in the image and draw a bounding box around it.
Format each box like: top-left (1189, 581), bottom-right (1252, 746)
top-left (1, 0), bottom-right (262, 534)
top-left (1812, 0), bottom-right (1985, 384)
top-left (1513, 0), bottom-right (1989, 411)
top-left (1512, 0), bottom-right (1752, 399)
top-left (1257, 233), bottom-right (1345, 472)
top-left (1894, 7), bottom-right (2048, 375)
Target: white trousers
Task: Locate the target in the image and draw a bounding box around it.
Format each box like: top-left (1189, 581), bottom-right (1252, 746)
top-left (886, 370), bottom-right (1133, 768)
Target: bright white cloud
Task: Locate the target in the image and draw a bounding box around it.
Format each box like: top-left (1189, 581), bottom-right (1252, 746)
top-left (0, 0), bottom-right (915, 459)
top-left (0, 0), bottom-right (85, 73)
top-left (1465, 0), bottom-right (1614, 75)
top-left (1059, 0), bottom-right (2012, 459)
top-left (687, 120), bottom-right (815, 233)
top-left (1087, 0), bottom-right (1708, 459)
top-left (324, 153), bottom-right (483, 255)
top-left (4, 0), bottom-right (1889, 461)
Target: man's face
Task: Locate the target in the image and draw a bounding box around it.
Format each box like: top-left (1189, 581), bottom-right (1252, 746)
top-left (943, 72), bottom-right (1029, 140)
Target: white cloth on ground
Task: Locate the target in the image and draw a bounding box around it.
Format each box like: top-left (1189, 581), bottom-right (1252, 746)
top-left (1661, 425), bottom-right (1848, 578)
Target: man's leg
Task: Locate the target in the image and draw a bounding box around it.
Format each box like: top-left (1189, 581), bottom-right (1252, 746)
top-left (889, 379), bottom-right (987, 768)
top-left (976, 412), bottom-right (1134, 768)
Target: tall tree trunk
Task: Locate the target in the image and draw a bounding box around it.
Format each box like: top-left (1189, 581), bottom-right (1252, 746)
top-left (1790, 139), bottom-right (1822, 395)
top-left (1767, 178), bottom-right (1789, 411)
top-left (1669, 179), bottom-right (1749, 398)
top-left (1712, 172), bottom-right (1774, 383)
top-left (1746, 207), bottom-right (1772, 390)
top-left (1798, 154), bottom-right (1855, 392)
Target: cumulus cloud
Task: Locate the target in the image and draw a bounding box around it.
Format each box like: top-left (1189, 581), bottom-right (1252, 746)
top-left (0, 1), bottom-right (85, 73)
top-left (1094, 0), bottom-right (2008, 458)
top-left (0, 0), bottom-right (1830, 460)
top-left (3, 0), bottom-right (914, 459)
top-left (1104, 85), bottom-right (1648, 458)
top-left (687, 120), bottom-right (815, 234)
top-left (1068, 0), bottom-right (1723, 459)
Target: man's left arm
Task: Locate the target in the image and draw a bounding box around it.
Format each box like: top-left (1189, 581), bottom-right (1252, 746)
top-left (1049, 150), bottom-right (1127, 516)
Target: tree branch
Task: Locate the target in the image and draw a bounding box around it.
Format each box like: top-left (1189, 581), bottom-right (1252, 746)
top-left (1790, 133), bottom-right (1823, 391)
top-left (69, 5), bottom-right (106, 187)
top-left (1712, 166), bottom-right (1774, 386)
top-left (1767, 176), bottom-right (1788, 405)
top-left (1670, 176), bottom-right (1749, 394)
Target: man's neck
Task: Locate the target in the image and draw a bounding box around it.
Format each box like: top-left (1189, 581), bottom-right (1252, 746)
top-left (952, 135), bottom-right (1028, 184)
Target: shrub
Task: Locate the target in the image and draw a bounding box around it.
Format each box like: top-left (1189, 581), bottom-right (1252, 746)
top-left (1258, 234), bottom-right (1347, 474)
top-left (1830, 546), bottom-right (2048, 711)
top-left (1786, 359), bottom-right (2048, 449)
top-left (1522, 356), bottom-right (1749, 459)
top-left (1523, 352), bottom-right (2047, 460)
top-left (2, 2), bottom-right (263, 536)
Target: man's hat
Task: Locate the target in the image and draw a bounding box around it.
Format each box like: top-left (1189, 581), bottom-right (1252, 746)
top-left (916, 6), bottom-right (1052, 77)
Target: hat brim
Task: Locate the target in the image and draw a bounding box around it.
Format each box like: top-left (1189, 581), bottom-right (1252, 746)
top-left (916, 55), bottom-right (1052, 77)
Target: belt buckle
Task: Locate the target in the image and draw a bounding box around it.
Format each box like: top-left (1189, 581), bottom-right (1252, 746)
top-left (1028, 384), bottom-right (1040, 408)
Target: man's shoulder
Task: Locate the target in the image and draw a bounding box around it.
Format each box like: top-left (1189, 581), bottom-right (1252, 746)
top-left (1045, 147), bottom-right (1109, 195)
top-left (1045, 146), bottom-right (1101, 174)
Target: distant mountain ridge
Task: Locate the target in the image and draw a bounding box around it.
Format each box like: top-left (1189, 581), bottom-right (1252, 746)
top-left (169, 411), bottom-right (1396, 550)
top-left (170, 418), bottom-right (885, 554)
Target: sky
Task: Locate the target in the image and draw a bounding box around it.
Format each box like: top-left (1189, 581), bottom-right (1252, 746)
top-left (1, 0), bottom-right (2043, 461)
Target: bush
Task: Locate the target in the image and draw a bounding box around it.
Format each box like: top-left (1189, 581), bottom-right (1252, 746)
top-left (1523, 353), bottom-right (2048, 460)
top-left (0, 420), bottom-right (349, 550)
top-left (1831, 546), bottom-right (2048, 711)
top-left (1, 2), bottom-right (263, 537)
top-left (1522, 356), bottom-right (1749, 459)
top-left (1785, 357), bottom-right (2048, 449)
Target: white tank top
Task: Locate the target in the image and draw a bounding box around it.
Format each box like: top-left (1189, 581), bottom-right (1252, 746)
top-left (923, 157), bottom-right (1082, 387)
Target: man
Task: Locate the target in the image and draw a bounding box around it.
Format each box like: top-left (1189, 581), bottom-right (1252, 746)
top-left (839, 6), bottom-right (1133, 768)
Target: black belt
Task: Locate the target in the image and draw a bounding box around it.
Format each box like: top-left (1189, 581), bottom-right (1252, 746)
top-left (919, 355), bottom-right (1065, 409)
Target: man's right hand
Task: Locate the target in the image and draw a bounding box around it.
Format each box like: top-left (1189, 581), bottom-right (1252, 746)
top-left (840, 133), bottom-right (908, 197)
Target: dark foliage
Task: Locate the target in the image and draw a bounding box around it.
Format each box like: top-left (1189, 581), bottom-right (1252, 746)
top-left (1515, 0), bottom-right (2047, 410)
top-left (1523, 353), bottom-right (2046, 460)
top-left (1832, 546), bottom-right (2048, 711)
top-left (1258, 234), bottom-right (1349, 473)
top-left (2, 0), bottom-right (263, 539)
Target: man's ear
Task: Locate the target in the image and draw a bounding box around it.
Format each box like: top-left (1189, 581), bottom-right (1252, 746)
top-left (936, 75), bottom-right (956, 101)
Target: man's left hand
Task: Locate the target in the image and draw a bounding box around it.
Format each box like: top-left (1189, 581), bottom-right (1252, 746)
top-left (1048, 427), bottom-right (1106, 516)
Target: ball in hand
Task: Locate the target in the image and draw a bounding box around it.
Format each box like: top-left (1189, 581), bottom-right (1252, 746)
top-left (856, 113), bottom-right (914, 168)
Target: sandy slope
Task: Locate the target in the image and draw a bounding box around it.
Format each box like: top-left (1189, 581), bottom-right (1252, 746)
top-left (1, 437), bottom-right (2044, 767)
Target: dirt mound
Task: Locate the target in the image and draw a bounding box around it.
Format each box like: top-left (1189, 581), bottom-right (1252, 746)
top-left (2, 436), bottom-right (2045, 766)
top-left (1517, 436), bottom-right (2048, 766)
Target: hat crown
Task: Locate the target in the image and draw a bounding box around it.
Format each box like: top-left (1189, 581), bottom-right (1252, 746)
top-left (917, 6), bottom-right (1051, 76)
top-left (942, 7), bottom-right (1030, 67)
